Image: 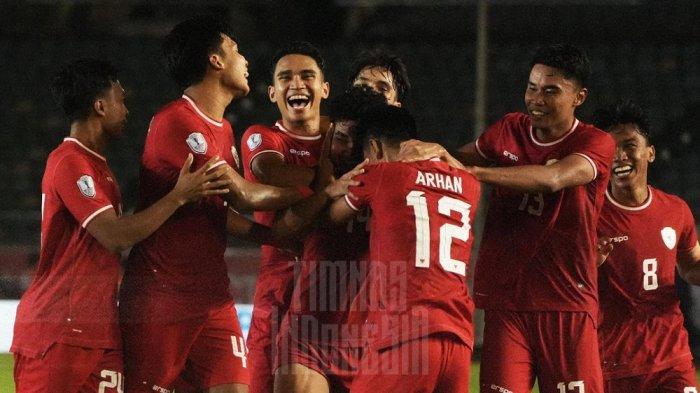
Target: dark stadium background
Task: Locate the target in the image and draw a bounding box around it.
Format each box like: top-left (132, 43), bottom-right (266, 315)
top-left (1, 1), bottom-right (699, 390)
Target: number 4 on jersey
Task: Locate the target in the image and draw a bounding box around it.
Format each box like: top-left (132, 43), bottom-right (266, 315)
top-left (406, 190), bottom-right (471, 276)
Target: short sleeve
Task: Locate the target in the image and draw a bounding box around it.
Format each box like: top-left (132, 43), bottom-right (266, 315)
top-left (53, 155), bottom-right (114, 228)
top-left (678, 199), bottom-right (699, 252)
top-left (345, 164), bottom-right (385, 211)
top-left (475, 115), bottom-right (512, 162)
top-left (241, 126), bottom-right (285, 175)
top-left (570, 130), bottom-right (616, 181)
top-left (152, 113), bottom-right (225, 172)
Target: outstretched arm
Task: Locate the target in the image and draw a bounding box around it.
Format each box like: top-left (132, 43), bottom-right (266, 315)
top-left (397, 140), bottom-right (490, 168)
top-left (87, 154), bottom-right (229, 253)
top-left (467, 154), bottom-right (596, 193)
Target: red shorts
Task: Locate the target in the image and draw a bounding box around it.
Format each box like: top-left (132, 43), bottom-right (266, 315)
top-left (247, 306), bottom-right (286, 393)
top-left (120, 298), bottom-right (249, 392)
top-left (480, 310), bottom-right (604, 393)
top-left (275, 329), bottom-right (363, 392)
top-left (604, 360), bottom-right (698, 393)
top-left (350, 333), bottom-right (472, 393)
top-left (14, 342), bottom-right (123, 393)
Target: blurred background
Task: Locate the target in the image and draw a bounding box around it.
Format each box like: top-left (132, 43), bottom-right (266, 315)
top-left (1, 0), bottom-right (699, 358)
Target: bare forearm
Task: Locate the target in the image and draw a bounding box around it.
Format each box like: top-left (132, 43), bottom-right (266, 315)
top-left (683, 266), bottom-right (700, 286)
top-left (470, 165), bottom-right (560, 193)
top-left (90, 192), bottom-right (183, 253)
top-left (230, 181), bottom-right (304, 212)
top-left (257, 164), bottom-right (315, 188)
top-left (272, 190), bottom-right (330, 240)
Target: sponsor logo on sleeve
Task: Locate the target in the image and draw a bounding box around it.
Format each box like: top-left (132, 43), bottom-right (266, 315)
top-left (186, 132), bottom-right (208, 154)
top-left (247, 133), bottom-right (262, 151)
top-left (661, 227), bottom-right (677, 249)
top-left (77, 175), bottom-right (96, 198)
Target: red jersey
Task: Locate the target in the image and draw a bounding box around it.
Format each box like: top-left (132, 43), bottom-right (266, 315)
top-left (240, 122), bottom-right (322, 315)
top-left (473, 113), bottom-right (615, 317)
top-left (285, 209), bottom-right (371, 347)
top-left (12, 138), bottom-right (122, 358)
top-left (597, 187), bottom-right (697, 379)
top-left (345, 160), bottom-right (481, 349)
top-left (123, 95), bottom-right (239, 308)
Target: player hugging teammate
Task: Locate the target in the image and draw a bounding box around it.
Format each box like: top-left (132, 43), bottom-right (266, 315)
top-left (11, 13), bottom-right (700, 393)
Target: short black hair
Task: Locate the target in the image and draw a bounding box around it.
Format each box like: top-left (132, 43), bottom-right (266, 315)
top-left (163, 15), bottom-right (236, 88)
top-left (593, 101), bottom-right (652, 144)
top-left (531, 43), bottom-right (591, 88)
top-left (348, 50), bottom-right (411, 101)
top-left (51, 59), bottom-right (118, 121)
top-left (328, 86), bottom-right (387, 124)
top-left (355, 105), bottom-right (417, 157)
top-left (270, 41), bottom-right (325, 80)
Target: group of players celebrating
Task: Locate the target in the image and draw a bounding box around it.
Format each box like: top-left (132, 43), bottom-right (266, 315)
top-left (10, 14), bottom-right (700, 393)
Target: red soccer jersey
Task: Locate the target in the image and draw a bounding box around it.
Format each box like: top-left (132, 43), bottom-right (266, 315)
top-left (240, 122), bottom-right (322, 316)
top-left (345, 160), bottom-right (481, 349)
top-left (123, 95), bottom-right (239, 308)
top-left (597, 187), bottom-right (697, 379)
top-left (12, 138), bottom-right (122, 358)
top-left (284, 209), bottom-right (371, 347)
top-left (473, 113), bottom-right (615, 317)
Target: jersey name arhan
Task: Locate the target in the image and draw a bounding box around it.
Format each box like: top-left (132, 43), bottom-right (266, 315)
top-left (415, 171), bottom-right (463, 194)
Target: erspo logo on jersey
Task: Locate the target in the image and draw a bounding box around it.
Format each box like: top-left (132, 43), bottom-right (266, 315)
top-left (186, 132), bottom-right (208, 154)
top-left (77, 175), bottom-right (96, 198)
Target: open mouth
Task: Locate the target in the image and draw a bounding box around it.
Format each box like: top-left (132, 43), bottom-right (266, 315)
top-left (613, 165), bottom-right (633, 177)
top-left (529, 109), bottom-right (546, 117)
top-left (287, 94), bottom-right (311, 110)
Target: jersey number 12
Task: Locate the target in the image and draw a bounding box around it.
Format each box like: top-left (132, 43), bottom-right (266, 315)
top-left (406, 190), bottom-right (471, 276)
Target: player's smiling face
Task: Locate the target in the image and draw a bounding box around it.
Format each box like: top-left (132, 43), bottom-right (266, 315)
top-left (269, 54), bottom-right (329, 125)
top-left (610, 123), bottom-right (655, 190)
top-left (353, 66), bottom-right (400, 107)
top-left (525, 64), bottom-right (586, 132)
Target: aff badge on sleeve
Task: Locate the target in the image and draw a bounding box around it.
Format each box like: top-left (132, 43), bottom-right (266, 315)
top-left (77, 175), bottom-right (96, 198)
top-left (661, 227), bottom-right (677, 250)
top-left (186, 132), bottom-right (208, 154)
top-left (247, 133), bottom-right (262, 151)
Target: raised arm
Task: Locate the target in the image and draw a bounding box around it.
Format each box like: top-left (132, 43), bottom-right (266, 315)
top-left (87, 154), bottom-right (229, 253)
top-left (397, 140), bottom-right (490, 169)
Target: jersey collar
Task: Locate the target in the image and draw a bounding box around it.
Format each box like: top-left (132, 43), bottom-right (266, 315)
top-left (274, 121), bottom-right (322, 141)
top-left (605, 186), bottom-right (653, 211)
top-left (182, 95), bottom-right (224, 127)
top-left (64, 138), bottom-right (107, 161)
top-left (529, 119), bottom-right (580, 147)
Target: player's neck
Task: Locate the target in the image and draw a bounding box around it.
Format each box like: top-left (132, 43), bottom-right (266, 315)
top-left (280, 117), bottom-right (321, 137)
top-left (534, 116), bottom-right (576, 142)
top-left (611, 183), bottom-right (649, 207)
top-left (183, 81), bottom-right (236, 122)
top-left (69, 119), bottom-right (108, 155)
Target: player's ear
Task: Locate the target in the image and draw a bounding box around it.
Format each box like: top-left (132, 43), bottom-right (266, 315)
top-left (209, 53), bottom-right (224, 71)
top-left (647, 144), bottom-right (656, 163)
top-left (93, 98), bottom-right (107, 117)
top-left (268, 85), bottom-right (276, 103)
top-left (369, 138), bottom-right (383, 161)
top-left (321, 81), bottom-right (330, 99)
top-left (573, 87), bottom-right (588, 107)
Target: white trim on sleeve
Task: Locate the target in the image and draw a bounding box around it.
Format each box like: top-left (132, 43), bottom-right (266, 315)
top-left (474, 138), bottom-right (490, 161)
top-left (248, 150), bottom-right (285, 172)
top-left (571, 153), bottom-right (598, 181)
top-left (81, 205), bottom-right (114, 228)
top-left (344, 194), bottom-right (361, 211)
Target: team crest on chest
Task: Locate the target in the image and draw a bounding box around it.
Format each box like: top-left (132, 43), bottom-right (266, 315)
top-left (247, 133), bottom-right (262, 151)
top-left (186, 132), bottom-right (208, 154)
top-left (661, 226), bottom-right (677, 250)
top-left (77, 175), bottom-right (96, 198)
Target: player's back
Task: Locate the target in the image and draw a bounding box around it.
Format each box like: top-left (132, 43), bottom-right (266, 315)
top-left (597, 187), bottom-right (696, 378)
top-left (346, 160), bottom-right (480, 349)
top-left (13, 139), bottom-right (122, 358)
top-left (123, 96), bottom-right (237, 307)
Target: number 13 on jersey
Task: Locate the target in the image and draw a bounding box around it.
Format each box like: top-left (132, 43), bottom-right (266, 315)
top-left (406, 190), bottom-right (471, 276)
